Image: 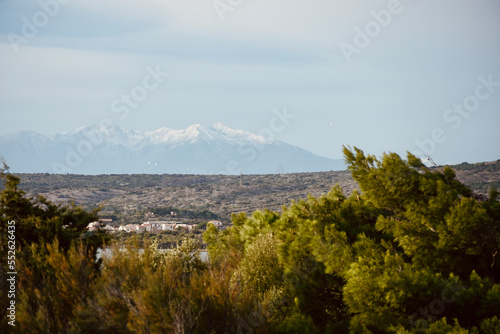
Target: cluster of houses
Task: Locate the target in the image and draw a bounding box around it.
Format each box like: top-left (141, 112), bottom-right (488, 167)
top-left (87, 219), bottom-right (224, 233)
top-left (120, 221), bottom-right (196, 233)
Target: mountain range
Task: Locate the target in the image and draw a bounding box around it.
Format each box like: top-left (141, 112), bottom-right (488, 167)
top-left (0, 122), bottom-right (345, 175)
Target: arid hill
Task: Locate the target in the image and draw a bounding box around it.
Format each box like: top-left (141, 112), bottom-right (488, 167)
top-left (13, 160), bottom-right (500, 225)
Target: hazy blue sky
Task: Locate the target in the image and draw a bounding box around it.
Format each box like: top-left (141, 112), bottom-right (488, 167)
top-left (1, 0), bottom-right (499, 164)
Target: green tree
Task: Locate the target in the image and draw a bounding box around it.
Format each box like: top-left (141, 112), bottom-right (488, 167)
top-left (0, 163), bottom-right (108, 333)
top-left (337, 147), bottom-right (500, 332)
top-left (239, 232), bottom-right (283, 294)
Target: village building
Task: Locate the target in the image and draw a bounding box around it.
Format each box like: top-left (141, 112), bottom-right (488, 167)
top-left (88, 220), bottom-right (196, 233)
top-left (86, 221), bottom-right (101, 231)
top-left (207, 220), bottom-right (225, 230)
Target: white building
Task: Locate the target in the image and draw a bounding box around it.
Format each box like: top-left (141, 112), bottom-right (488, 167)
top-left (141, 221), bottom-right (194, 232)
top-left (207, 220), bottom-right (224, 230)
top-left (119, 224), bottom-right (142, 232)
top-left (142, 221), bottom-right (181, 232)
top-left (87, 221), bottom-right (101, 231)
top-left (101, 225), bottom-right (119, 233)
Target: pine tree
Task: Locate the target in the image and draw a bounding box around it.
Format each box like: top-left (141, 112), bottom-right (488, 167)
top-left (0, 162), bottom-right (108, 332)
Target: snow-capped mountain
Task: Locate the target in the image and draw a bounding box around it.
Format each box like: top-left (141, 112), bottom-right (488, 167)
top-left (0, 123), bottom-right (344, 174)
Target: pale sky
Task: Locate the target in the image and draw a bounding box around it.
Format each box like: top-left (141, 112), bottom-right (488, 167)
top-left (1, 0), bottom-right (499, 165)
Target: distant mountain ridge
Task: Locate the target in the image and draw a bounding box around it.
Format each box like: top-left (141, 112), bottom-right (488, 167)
top-left (0, 123), bottom-right (345, 174)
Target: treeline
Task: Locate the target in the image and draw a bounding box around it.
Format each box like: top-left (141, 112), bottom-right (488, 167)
top-left (452, 161), bottom-right (500, 172)
top-left (1, 147), bottom-right (500, 333)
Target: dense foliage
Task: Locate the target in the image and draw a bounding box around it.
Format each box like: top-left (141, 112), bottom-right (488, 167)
top-left (1, 147), bottom-right (499, 333)
top-left (0, 163), bottom-right (109, 333)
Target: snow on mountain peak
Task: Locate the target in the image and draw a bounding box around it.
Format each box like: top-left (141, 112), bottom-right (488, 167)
top-left (144, 123), bottom-right (270, 146)
top-left (0, 122), bottom-right (344, 174)
top-left (146, 124), bottom-right (206, 145)
top-left (209, 122), bottom-right (269, 145)
top-left (44, 123), bottom-right (272, 149)
top-left (212, 122), bottom-right (228, 131)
